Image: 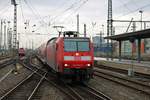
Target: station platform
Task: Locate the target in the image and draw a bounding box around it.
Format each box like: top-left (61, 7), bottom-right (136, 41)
top-left (94, 57), bottom-right (150, 75)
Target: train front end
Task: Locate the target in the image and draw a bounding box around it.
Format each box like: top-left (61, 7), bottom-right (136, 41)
top-left (19, 48), bottom-right (25, 57)
top-left (62, 37), bottom-right (94, 81)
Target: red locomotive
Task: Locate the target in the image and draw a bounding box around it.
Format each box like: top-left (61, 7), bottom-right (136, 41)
top-left (18, 48), bottom-right (25, 57)
top-left (38, 31), bottom-right (94, 82)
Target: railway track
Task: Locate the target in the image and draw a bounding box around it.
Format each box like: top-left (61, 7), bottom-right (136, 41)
top-left (94, 68), bottom-right (150, 95)
top-left (0, 59), bottom-right (15, 70)
top-left (0, 56), bottom-right (11, 61)
top-left (84, 85), bottom-right (112, 100)
top-left (69, 83), bottom-right (112, 100)
top-left (30, 56), bottom-right (112, 100)
top-left (0, 69), bottom-right (14, 83)
top-left (0, 64), bottom-right (47, 100)
top-left (1, 56), bottom-right (110, 100)
top-left (21, 60), bottom-right (84, 100)
top-left (95, 64), bottom-right (150, 79)
top-left (0, 59), bottom-right (16, 84)
top-left (0, 56), bottom-right (113, 100)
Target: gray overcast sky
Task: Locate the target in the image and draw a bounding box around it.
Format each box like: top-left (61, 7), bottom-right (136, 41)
top-left (0, 0), bottom-right (150, 48)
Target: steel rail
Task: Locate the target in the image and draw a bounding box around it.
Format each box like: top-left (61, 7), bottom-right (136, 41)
top-left (0, 62), bottom-right (46, 100)
top-left (66, 85), bottom-right (84, 100)
top-left (0, 59), bottom-right (15, 70)
top-left (0, 56), bottom-right (11, 61)
top-left (29, 59), bottom-right (111, 100)
top-left (0, 69), bottom-right (14, 83)
top-left (0, 72), bottom-right (35, 100)
top-left (85, 85), bottom-right (112, 100)
top-left (78, 85), bottom-right (111, 100)
top-left (27, 73), bottom-right (47, 100)
top-left (94, 68), bottom-right (150, 88)
top-left (20, 62), bottom-right (45, 78)
top-left (30, 56), bottom-right (84, 100)
top-left (31, 56), bottom-right (111, 100)
top-left (29, 58), bottom-right (48, 74)
top-left (21, 62), bottom-right (83, 100)
top-left (94, 71), bottom-right (150, 95)
top-left (95, 64), bottom-right (150, 79)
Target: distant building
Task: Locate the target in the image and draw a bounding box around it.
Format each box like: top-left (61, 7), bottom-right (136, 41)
top-left (92, 36), bottom-right (112, 53)
top-left (92, 36), bottom-right (105, 48)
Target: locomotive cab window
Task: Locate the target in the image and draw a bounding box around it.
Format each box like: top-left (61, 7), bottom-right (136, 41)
top-left (64, 38), bottom-right (90, 52)
top-left (78, 41), bottom-right (89, 51)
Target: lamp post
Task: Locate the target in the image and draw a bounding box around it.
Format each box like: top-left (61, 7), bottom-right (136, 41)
top-left (102, 24), bottom-right (104, 34)
top-left (101, 24), bottom-right (104, 49)
top-left (139, 10), bottom-right (143, 30)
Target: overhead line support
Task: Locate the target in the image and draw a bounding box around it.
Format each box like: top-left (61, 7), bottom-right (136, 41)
top-left (11, 0), bottom-right (18, 56)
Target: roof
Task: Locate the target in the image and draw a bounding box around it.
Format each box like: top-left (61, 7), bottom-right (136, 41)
top-left (104, 28), bottom-right (150, 41)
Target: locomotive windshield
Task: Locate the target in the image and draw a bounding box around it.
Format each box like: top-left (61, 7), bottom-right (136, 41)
top-left (64, 38), bottom-right (90, 52)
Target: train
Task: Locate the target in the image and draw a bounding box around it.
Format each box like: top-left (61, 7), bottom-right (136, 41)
top-left (37, 31), bottom-right (94, 82)
top-left (18, 48), bottom-right (25, 57)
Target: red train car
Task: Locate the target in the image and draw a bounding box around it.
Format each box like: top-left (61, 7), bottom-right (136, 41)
top-left (38, 31), bottom-right (94, 82)
top-left (19, 48), bottom-right (25, 57)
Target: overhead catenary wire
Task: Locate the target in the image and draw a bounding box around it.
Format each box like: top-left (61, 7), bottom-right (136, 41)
top-left (20, 0), bottom-right (89, 33)
top-left (19, 0), bottom-right (26, 23)
top-left (23, 0), bottom-right (74, 24)
top-left (112, 0), bottom-right (150, 32)
top-left (115, 2), bottom-right (150, 19)
top-left (48, 0), bottom-right (83, 25)
top-left (33, 0), bottom-right (85, 32)
top-left (23, 0), bottom-right (50, 33)
top-left (60, 0), bottom-right (89, 24)
top-left (23, 0), bottom-right (77, 33)
top-left (115, 0), bottom-right (141, 12)
top-left (48, 0), bottom-right (88, 28)
top-left (23, 0), bottom-right (47, 25)
top-left (61, 0), bottom-right (82, 14)
top-left (50, 0), bottom-right (72, 13)
top-left (117, 0), bottom-right (132, 12)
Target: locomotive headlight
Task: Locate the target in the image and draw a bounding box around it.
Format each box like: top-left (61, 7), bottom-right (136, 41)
top-left (75, 53), bottom-right (79, 56)
top-left (64, 64), bottom-right (68, 67)
top-left (87, 64), bottom-right (91, 66)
